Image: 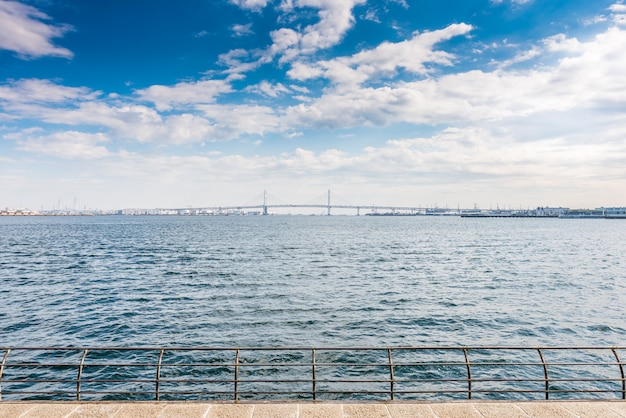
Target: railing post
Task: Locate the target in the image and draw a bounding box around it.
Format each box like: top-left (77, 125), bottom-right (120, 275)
top-left (312, 349), bottom-right (317, 401)
top-left (537, 348), bottom-right (549, 400)
top-left (388, 348), bottom-right (395, 400)
top-left (612, 348), bottom-right (625, 400)
top-left (0, 349), bottom-right (10, 401)
top-left (77, 349), bottom-right (88, 401)
top-left (234, 349), bottom-right (240, 401)
top-left (156, 349), bottom-right (165, 401)
top-left (463, 348), bottom-right (472, 400)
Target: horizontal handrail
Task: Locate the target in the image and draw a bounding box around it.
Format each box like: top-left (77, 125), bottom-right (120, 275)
top-left (0, 346), bottom-right (624, 401)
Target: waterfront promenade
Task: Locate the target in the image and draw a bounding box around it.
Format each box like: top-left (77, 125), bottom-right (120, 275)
top-left (2, 401), bottom-right (626, 417)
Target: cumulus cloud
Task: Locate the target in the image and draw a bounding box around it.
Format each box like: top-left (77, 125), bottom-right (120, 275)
top-left (218, 48), bottom-right (270, 74)
top-left (247, 80), bottom-right (291, 97)
top-left (0, 79), bottom-right (98, 104)
top-left (610, 2), bottom-right (626, 26)
top-left (160, 114), bottom-right (216, 144)
top-left (285, 27), bottom-right (626, 129)
top-left (198, 103), bottom-right (282, 139)
top-left (0, 1), bottom-right (73, 59)
top-left (35, 102), bottom-right (222, 144)
top-left (135, 79), bottom-right (233, 111)
top-left (543, 34), bottom-right (583, 53)
top-left (219, 0), bottom-right (367, 73)
top-left (232, 23), bottom-right (254, 37)
top-left (219, 0), bottom-right (369, 74)
top-left (609, 3), bottom-right (626, 13)
top-left (497, 45), bottom-right (542, 68)
top-left (491, 0), bottom-right (533, 5)
top-left (6, 130), bottom-right (110, 159)
top-left (3, 22), bottom-right (626, 162)
top-left (270, 0), bottom-right (366, 62)
top-left (288, 23), bottom-right (473, 85)
top-left (229, 0), bottom-right (270, 11)
top-left (108, 121), bottom-right (623, 196)
top-left (583, 15), bottom-right (608, 26)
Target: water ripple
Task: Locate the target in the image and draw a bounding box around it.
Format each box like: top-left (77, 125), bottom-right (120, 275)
top-left (1, 216), bottom-right (625, 347)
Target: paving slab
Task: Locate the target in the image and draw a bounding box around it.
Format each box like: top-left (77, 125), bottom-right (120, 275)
top-left (0, 403), bottom-right (35, 418)
top-left (559, 402), bottom-right (626, 418)
top-left (207, 403), bottom-right (254, 418)
top-left (1, 401), bottom-right (626, 417)
top-left (19, 403), bottom-right (80, 417)
top-left (516, 402), bottom-right (577, 418)
top-left (607, 402), bottom-right (626, 417)
top-left (342, 404), bottom-right (390, 418)
top-left (429, 403), bottom-right (483, 418)
top-left (251, 403), bottom-right (298, 418)
top-left (113, 403), bottom-right (168, 418)
top-left (298, 403), bottom-right (343, 418)
top-left (471, 402), bottom-right (530, 418)
top-left (159, 402), bottom-right (212, 418)
top-left (69, 403), bottom-right (124, 418)
top-left (386, 403), bottom-right (436, 418)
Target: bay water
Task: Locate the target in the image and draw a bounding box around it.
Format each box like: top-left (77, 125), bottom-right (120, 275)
top-left (2, 215), bottom-right (624, 348)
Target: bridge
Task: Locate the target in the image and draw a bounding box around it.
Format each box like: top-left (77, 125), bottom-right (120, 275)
top-left (174, 190), bottom-right (445, 216)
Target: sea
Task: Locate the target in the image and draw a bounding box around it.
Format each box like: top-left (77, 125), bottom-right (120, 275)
top-left (2, 215), bottom-right (625, 348)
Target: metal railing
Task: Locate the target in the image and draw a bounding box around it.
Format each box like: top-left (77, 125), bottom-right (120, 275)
top-left (0, 346), bottom-right (624, 401)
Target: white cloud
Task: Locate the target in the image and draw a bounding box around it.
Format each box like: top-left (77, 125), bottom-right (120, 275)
top-left (102, 121), bottom-right (624, 199)
top-left (491, 0), bottom-right (533, 5)
top-left (219, 0), bottom-right (366, 73)
top-left (229, 0), bottom-right (270, 11)
top-left (289, 84), bottom-right (310, 94)
top-left (218, 48), bottom-right (270, 74)
top-left (247, 80), bottom-right (291, 97)
top-left (136, 79), bottom-right (233, 111)
top-left (285, 27), bottom-right (626, 129)
top-left (198, 103), bottom-right (281, 139)
top-left (270, 0), bottom-right (366, 62)
top-left (609, 3), bottom-right (626, 26)
top-left (497, 45), bottom-right (542, 68)
top-left (7, 112), bottom-right (625, 209)
top-left (7, 130), bottom-right (110, 159)
top-left (361, 8), bottom-right (380, 23)
top-left (614, 14), bottom-right (626, 26)
top-left (583, 15), bottom-right (608, 26)
top-left (42, 102), bottom-right (164, 142)
top-left (0, 79), bottom-right (98, 104)
top-left (285, 61), bottom-right (324, 80)
top-left (5, 26), bottom-right (626, 149)
top-left (38, 102), bottom-right (223, 144)
top-left (232, 23), bottom-right (254, 37)
top-left (543, 34), bottom-right (583, 53)
top-left (0, 0), bottom-right (73, 59)
top-left (288, 23), bottom-right (473, 84)
top-left (161, 114), bottom-right (216, 144)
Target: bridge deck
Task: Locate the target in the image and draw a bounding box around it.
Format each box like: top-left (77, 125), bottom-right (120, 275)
top-left (2, 401), bottom-right (626, 417)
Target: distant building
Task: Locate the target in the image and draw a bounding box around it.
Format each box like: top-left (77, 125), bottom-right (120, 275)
top-left (534, 207), bottom-right (569, 217)
top-left (597, 207), bottom-right (626, 218)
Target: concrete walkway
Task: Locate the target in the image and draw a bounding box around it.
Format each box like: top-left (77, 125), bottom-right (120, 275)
top-left (1, 401), bottom-right (626, 418)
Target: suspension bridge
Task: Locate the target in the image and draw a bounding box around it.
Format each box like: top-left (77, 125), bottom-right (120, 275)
top-left (171, 190), bottom-right (446, 216)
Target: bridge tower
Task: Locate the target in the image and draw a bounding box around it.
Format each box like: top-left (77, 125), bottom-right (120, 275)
top-left (327, 189), bottom-right (331, 216)
top-left (263, 190), bottom-right (268, 215)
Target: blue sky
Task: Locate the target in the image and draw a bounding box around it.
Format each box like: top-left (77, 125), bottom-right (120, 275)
top-left (1, 0), bottom-right (625, 211)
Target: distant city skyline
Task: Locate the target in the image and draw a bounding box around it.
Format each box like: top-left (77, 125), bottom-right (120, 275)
top-left (2, 0), bottom-right (626, 210)
top-left (4, 187), bottom-right (624, 217)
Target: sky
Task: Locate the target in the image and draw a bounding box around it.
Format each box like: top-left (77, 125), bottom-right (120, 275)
top-left (1, 0), bottom-right (626, 211)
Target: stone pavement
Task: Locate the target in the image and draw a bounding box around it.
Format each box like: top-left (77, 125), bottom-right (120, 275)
top-left (1, 401), bottom-right (626, 418)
